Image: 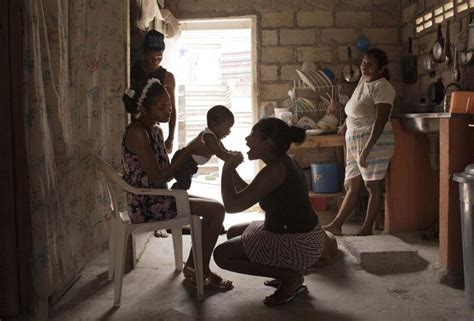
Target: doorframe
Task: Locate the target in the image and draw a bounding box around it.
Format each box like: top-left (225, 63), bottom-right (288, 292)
top-left (168, 16), bottom-right (259, 178)
top-left (0, 0), bottom-right (33, 317)
top-left (177, 16), bottom-right (258, 124)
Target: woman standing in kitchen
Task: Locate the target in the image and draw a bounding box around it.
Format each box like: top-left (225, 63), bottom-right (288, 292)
top-left (324, 48), bottom-right (396, 236)
top-left (213, 118), bottom-right (338, 306)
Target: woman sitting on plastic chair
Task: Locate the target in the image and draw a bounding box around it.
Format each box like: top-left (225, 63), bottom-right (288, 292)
top-left (121, 78), bottom-right (234, 290)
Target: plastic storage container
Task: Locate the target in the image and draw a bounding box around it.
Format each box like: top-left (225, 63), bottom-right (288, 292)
top-left (452, 164), bottom-right (474, 307)
top-left (311, 162), bottom-right (340, 193)
top-left (309, 195), bottom-right (328, 211)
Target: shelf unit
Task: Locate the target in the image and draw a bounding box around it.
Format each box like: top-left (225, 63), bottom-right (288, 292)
top-left (289, 133), bottom-right (346, 209)
top-left (290, 79), bottom-right (344, 126)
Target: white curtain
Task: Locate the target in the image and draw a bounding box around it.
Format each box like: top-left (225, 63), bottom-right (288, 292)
top-left (23, 0), bottom-right (127, 317)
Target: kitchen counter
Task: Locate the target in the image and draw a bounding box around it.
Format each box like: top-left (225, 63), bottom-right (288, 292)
top-left (289, 133), bottom-right (344, 152)
top-left (386, 115), bottom-right (474, 286)
top-left (392, 112), bottom-right (474, 119)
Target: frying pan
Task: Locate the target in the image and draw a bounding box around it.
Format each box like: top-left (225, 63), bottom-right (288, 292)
top-left (401, 37), bottom-right (418, 84)
top-left (432, 24), bottom-right (444, 63)
top-left (342, 46), bottom-right (360, 83)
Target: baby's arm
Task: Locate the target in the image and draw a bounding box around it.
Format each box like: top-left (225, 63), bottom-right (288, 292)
top-left (202, 134), bottom-right (234, 161)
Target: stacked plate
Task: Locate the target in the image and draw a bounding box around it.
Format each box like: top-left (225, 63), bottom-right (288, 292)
top-left (296, 69), bottom-right (333, 91)
top-left (296, 97), bottom-right (316, 111)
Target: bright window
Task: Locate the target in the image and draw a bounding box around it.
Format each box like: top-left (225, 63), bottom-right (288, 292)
top-left (415, 0), bottom-right (473, 33)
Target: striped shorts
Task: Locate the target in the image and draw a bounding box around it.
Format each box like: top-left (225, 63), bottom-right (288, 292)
top-left (241, 221), bottom-right (325, 272)
top-left (345, 126), bottom-right (395, 181)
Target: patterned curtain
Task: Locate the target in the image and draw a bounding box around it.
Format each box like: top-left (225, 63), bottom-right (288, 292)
top-left (23, 0), bottom-right (127, 317)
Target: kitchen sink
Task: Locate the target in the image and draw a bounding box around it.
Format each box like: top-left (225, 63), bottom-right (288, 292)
top-left (396, 112), bottom-right (450, 134)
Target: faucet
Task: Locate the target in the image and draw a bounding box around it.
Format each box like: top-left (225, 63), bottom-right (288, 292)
top-left (443, 83), bottom-right (462, 113)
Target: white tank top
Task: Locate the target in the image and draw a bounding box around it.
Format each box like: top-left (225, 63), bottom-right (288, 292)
top-left (189, 128), bottom-right (217, 165)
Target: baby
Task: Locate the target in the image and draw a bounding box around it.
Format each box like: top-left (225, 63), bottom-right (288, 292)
top-left (171, 105), bottom-right (241, 190)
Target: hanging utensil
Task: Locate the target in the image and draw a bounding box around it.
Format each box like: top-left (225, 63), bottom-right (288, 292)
top-left (401, 37), bottom-right (418, 84)
top-left (427, 78), bottom-right (445, 104)
top-left (458, 18), bottom-right (474, 65)
top-left (423, 50), bottom-right (436, 78)
top-left (467, 12), bottom-right (474, 51)
top-left (445, 20), bottom-right (452, 65)
top-left (432, 24), bottom-right (444, 63)
top-left (342, 46), bottom-right (360, 83)
top-left (452, 45), bottom-right (460, 81)
top-left (460, 50), bottom-right (473, 64)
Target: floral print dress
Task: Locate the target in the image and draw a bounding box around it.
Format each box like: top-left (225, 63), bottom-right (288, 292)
top-left (122, 121), bottom-right (177, 223)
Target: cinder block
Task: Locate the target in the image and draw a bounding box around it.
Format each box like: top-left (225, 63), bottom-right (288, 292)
top-left (362, 28), bottom-right (399, 44)
top-left (261, 11), bottom-right (293, 28)
top-left (321, 28), bottom-right (359, 44)
top-left (342, 235), bottom-right (427, 274)
top-left (296, 47), bottom-right (333, 62)
top-left (280, 64), bottom-right (300, 81)
top-left (261, 47), bottom-right (294, 63)
top-left (260, 65), bottom-right (279, 81)
top-left (337, 45), bottom-right (359, 62)
top-left (338, 0), bottom-right (372, 10)
top-left (372, 10), bottom-right (401, 28)
top-left (376, 44), bottom-right (404, 62)
top-left (297, 10), bottom-right (334, 27)
top-left (335, 11), bottom-right (372, 28)
top-left (402, 3), bottom-right (418, 24)
top-left (260, 83), bottom-right (292, 100)
top-left (262, 30), bottom-right (278, 46)
top-left (280, 29), bottom-right (315, 45)
top-left (402, 23), bottom-right (416, 43)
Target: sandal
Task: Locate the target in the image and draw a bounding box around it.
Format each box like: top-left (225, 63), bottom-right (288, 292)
top-left (183, 265), bottom-right (233, 291)
top-left (263, 285), bottom-right (308, 306)
top-left (206, 271), bottom-right (234, 291)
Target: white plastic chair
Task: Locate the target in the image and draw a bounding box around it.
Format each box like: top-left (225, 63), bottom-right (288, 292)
top-left (94, 155), bottom-right (204, 306)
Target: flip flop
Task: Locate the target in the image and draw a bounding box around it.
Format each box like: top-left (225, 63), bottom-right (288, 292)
top-left (263, 279), bottom-right (281, 288)
top-left (263, 285), bottom-right (308, 306)
top-left (264, 280), bottom-right (308, 293)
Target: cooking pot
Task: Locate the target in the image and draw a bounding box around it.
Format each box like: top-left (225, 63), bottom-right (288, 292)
top-left (427, 78), bottom-right (444, 104)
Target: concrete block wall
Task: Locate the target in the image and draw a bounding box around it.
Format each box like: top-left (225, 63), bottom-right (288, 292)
top-left (400, 0), bottom-right (474, 110)
top-left (168, 0), bottom-right (403, 116)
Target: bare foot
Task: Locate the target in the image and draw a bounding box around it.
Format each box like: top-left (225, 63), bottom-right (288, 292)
top-left (154, 229), bottom-right (169, 238)
top-left (323, 224), bottom-right (342, 236)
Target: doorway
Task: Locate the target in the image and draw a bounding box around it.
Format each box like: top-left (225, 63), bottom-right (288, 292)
top-left (162, 17), bottom-right (257, 200)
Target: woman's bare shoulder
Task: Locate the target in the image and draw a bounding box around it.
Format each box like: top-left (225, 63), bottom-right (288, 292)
top-left (126, 122), bottom-right (150, 145)
top-left (257, 161), bottom-right (287, 182)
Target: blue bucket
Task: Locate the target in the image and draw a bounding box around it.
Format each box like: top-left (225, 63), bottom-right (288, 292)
top-left (311, 163), bottom-right (340, 193)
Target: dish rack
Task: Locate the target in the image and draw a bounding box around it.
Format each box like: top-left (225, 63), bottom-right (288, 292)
top-left (290, 79), bottom-right (344, 127)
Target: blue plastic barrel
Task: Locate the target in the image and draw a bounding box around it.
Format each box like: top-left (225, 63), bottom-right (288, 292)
top-left (311, 163), bottom-right (340, 193)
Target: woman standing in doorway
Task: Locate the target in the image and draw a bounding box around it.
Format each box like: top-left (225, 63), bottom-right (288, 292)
top-left (131, 30), bottom-right (176, 153)
top-left (324, 48), bottom-right (396, 236)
